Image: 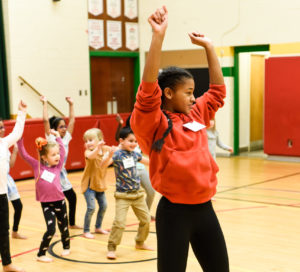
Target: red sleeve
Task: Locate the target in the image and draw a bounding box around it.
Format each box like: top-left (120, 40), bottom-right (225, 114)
top-left (191, 84), bottom-right (226, 127)
top-left (130, 80), bottom-right (168, 155)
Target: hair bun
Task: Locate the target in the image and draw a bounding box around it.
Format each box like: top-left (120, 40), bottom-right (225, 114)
top-left (35, 137), bottom-right (48, 151)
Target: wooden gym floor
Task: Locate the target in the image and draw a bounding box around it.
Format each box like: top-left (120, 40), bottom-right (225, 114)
top-left (4, 156), bottom-right (300, 272)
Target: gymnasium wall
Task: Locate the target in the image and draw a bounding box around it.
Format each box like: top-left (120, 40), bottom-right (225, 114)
top-left (2, 0), bottom-right (91, 117)
top-left (2, 1), bottom-right (300, 156)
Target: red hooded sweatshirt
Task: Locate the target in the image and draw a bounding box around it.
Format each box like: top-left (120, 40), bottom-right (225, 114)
top-left (131, 80), bottom-right (226, 204)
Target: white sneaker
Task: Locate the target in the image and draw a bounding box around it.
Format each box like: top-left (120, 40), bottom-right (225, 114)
top-left (36, 255), bottom-right (53, 263)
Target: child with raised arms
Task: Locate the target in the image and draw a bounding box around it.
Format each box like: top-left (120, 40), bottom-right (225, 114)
top-left (0, 101), bottom-right (27, 272)
top-left (81, 128), bottom-right (116, 239)
top-left (130, 6), bottom-right (229, 272)
top-left (107, 127), bottom-right (152, 260)
top-left (40, 96), bottom-right (81, 229)
top-left (17, 129), bottom-right (70, 263)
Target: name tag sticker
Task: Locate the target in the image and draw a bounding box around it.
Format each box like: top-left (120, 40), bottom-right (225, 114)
top-left (122, 157), bottom-right (135, 169)
top-left (41, 170), bottom-right (56, 183)
top-left (183, 121), bottom-right (206, 132)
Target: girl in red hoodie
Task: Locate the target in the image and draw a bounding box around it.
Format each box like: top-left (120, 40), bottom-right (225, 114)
top-left (130, 6), bottom-right (229, 272)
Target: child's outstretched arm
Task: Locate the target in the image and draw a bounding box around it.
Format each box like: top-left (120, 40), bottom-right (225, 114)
top-left (140, 156), bottom-right (149, 166)
top-left (142, 6), bottom-right (168, 82)
top-left (4, 100), bottom-right (27, 148)
top-left (66, 97), bottom-right (75, 135)
top-left (188, 32), bottom-right (224, 85)
top-left (85, 140), bottom-right (105, 160)
top-left (100, 146), bottom-right (118, 168)
top-left (40, 96), bottom-right (51, 136)
top-left (17, 138), bottom-right (38, 168)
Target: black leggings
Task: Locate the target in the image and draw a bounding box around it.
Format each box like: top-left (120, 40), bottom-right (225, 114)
top-left (63, 188), bottom-right (77, 226)
top-left (156, 197), bottom-right (229, 272)
top-left (38, 200), bottom-right (70, 257)
top-left (11, 198), bottom-right (23, 232)
top-left (0, 194), bottom-right (11, 266)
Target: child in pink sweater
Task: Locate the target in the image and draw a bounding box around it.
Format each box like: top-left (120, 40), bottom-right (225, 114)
top-left (18, 130), bottom-right (70, 263)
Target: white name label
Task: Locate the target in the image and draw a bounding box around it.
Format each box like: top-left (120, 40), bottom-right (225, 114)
top-left (122, 157), bottom-right (135, 169)
top-left (41, 170), bottom-right (56, 183)
top-left (183, 121), bottom-right (206, 132)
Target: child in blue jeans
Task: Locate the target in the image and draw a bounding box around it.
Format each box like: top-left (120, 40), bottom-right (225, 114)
top-left (81, 128), bottom-right (116, 239)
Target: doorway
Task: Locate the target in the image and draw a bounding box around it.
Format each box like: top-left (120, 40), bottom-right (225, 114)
top-left (233, 45), bottom-right (269, 154)
top-left (90, 52), bottom-right (140, 115)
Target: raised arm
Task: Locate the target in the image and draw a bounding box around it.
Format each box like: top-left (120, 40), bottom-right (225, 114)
top-left (17, 138), bottom-right (38, 168)
top-left (115, 114), bottom-right (124, 142)
top-left (4, 101), bottom-right (27, 148)
top-left (66, 97), bottom-right (75, 135)
top-left (50, 129), bottom-right (66, 168)
top-left (40, 96), bottom-right (51, 136)
top-left (142, 6), bottom-right (168, 83)
top-left (188, 32), bottom-right (224, 85)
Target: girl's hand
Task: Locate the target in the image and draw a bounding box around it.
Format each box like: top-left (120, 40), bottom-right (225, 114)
top-left (148, 6), bottom-right (168, 36)
top-left (65, 97), bottom-right (74, 105)
top-left (116, 114), bottom-right (124, 125)
top-left (40, 96), bottom-right (47, 104)
top-left (188, 32), bottom-right (212, 48)
top-left (229, 147), bottom-right (233, 153)
top-left (18, 100), bottom-right (27, 112)
top-left (50, 129), bottom-right (60, 138)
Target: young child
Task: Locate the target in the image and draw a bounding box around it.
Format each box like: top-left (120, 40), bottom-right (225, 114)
top-left (0, 101), bottom-right (26, 272)
top-left (17, 130), bottom-right (70, 263)
top-left (40, 96), bottom-right (81, 229)
top-left (207, 118), bottom-right (233, 160)
top-left (0, 119), bottom-right (27, 240)
top-left (81, 128), bottom-right (116, 239)
top-left (130, 6), bottom-right (229, 272)
top-left (115, 114), bottom-right (155, 216)
top-left (107, 127), bottom-right (152, 260)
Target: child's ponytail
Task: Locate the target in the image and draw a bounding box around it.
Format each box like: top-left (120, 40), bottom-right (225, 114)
top-left (151, 112), bottom-right (173, 152)
top-left (35, 137), bottom-right (48, 152)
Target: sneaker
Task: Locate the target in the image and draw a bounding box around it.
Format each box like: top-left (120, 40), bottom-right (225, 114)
top-left (83, 232), bottom-right (94, 239)
top-left (107, 251), bottom-right (116, 260)
top-left (36, 255), bottom-right (53, 263)
top-left (61, 249), bottom-right (70, 256)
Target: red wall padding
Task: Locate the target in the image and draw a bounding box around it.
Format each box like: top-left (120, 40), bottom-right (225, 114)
top-left (264, 56), bottom-right (300, 156)
top-left (4, 113), bottom-right (131, 180)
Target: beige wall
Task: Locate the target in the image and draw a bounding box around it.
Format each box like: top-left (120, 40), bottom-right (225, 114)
top-left (3, 0), bottom-right (300, 151)
top-left (3, 0), bottom-right (90, 117)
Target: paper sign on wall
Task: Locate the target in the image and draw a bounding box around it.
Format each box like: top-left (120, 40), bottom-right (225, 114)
top-left (125, 22), bottom-right (139, 51)
top-left (107, 0), bottom-right (121, 18)
top-left (107, 20), bottom-right (122, 50)
top-left (124, 0), bottom-right (138, 19)
top-left (88, 19), bottom-right (104, 49)
top-left (88, 0), bottom-right (103, 16)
